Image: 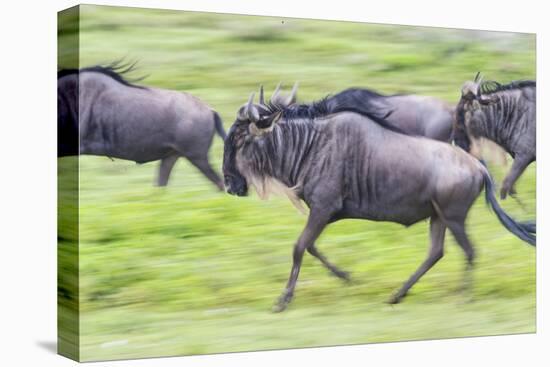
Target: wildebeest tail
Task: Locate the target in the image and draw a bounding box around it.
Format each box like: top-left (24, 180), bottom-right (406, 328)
top-left (213, 111), bottom-right (227, 140)
top-left (482, 169), bottom-right (536, 246)
top-left (520, 220), bottom-right (536, 234)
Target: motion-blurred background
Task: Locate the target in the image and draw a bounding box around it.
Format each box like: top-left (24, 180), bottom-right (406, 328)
top-left (58, 5), bottom-right (535, 361)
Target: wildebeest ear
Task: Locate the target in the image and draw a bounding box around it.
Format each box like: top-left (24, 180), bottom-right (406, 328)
top-left (460, 81), bottom-right (477, 100)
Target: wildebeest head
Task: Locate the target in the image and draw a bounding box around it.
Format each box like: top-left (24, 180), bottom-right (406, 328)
top-left (223, 83), bottom-right (298, 196)
top-left (453, 72), bottom-right (498, 151)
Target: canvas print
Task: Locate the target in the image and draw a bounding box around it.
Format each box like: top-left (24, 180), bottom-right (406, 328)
top-left (57, 4), bottom-right (536, 362)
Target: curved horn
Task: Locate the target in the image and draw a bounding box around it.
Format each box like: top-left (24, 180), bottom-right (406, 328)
top-left (271, 82), bottom-right (282, 103)
top-left (259, 85), bottom-right (265, 105)
top-left (286, 82), bottom-right (299, 105)
top-left (474, 71), bottom-right (481, 83)
top-left (247, 92), bottom-right (255, 108)
top-left (246, 92), bottom-right (259, 122)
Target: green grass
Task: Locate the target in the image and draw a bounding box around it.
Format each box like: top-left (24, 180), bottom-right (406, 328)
top-left (59, 5), bottom-right (536, 361)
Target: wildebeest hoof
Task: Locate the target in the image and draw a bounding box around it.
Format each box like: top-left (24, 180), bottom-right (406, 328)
top-left (387, 294), bottom-right (404, 305)
top-left (500, 187), bottom-right (508, 200)
top-left (272, 302), bottom-right (289, 313)
top-left (272, 298), bottom-right (291, 313)
top-left (272, 292), bottom-right (293, 313)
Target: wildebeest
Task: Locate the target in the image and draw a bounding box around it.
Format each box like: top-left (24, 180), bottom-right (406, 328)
top-left (58, 63), bottom-right (226, 188)
top-left (453, 73), bottom-right (536, 199)
top-left (320, 87), bottom-right (455, 141)
top-left (223, 84), bottom-right (535, 312)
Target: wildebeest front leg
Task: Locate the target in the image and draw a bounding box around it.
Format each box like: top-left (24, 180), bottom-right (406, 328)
top-left (307, 244), bottom-right (350, 281)
top-left (500, 155), bottom-right (532, 199)
top-left (389, 215), bottom-right (446, 304)
top-left (273, 212), bottom-right (329, 313)
top-left (157, 155), bottom-right (179, 186)
top-left (188, 155), bottom-right (224, 191)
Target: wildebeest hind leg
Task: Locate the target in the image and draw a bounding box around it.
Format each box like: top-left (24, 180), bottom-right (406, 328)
top-left (307, 244), bottom-right (350, 282)
top-left (157, 155), bottom-right (179, 186)
top-left (389, 215), bottom-right (446, 304)
top-left (447, 221), bottom-right (475, 300)
top-left (187, 155), bottom-right (224, 191)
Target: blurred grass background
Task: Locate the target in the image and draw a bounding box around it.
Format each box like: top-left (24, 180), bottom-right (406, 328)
top-left (58, 5), bottom-right (535, 361)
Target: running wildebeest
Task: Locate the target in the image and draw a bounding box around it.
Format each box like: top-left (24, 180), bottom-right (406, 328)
top-left (272, 83), bottom-right (452, 140)
top-left (320, 87), bottom-right (455, 141)
top-left (223, 84), bottom-right (536, 312)
top-left (453, 73), bottom-right (536, 199)
top-left (58, 63), bottom-right (226, 188)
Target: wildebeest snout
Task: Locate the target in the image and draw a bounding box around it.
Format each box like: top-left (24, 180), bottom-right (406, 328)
top-left (224, 175), bottom-right (248, 197)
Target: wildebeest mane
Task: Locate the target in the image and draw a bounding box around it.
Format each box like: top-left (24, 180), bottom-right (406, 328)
top-left (58, 61), bottom-right (147, 89)
top-left (479, 80), bottom-right (536, 95)
top-left (337, 87), bottom-right (390, 99)
top-left (266, 92), bottom-right (412, 136)
top-left (278, 97), bottom-right (332, 121)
